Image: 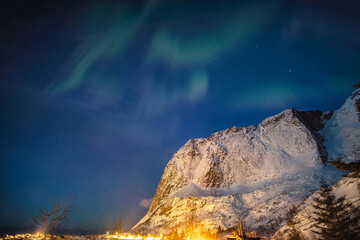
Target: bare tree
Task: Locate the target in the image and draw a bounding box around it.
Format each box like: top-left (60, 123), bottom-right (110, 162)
top-left (32, 195), bottom-right (75, 238)
top-left (112, 216), bottom-right (123, 234)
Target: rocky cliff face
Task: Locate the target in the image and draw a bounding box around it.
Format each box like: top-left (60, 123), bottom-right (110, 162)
top-left (131, 89), bottom-right (360, 235)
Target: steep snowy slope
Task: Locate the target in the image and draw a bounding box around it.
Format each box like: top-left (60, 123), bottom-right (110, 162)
top-left (323, 89), bottom-right (360, 162)
top-left (271, 177), bottom-right (360, 240)
top-left (131, 89), bottom-right (360, 235)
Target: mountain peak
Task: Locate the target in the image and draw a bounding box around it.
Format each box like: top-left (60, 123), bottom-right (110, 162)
top-left (131, 91), bottom-right (359, 235)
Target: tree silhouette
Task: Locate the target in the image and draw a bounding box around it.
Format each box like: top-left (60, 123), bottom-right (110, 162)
top-left (32, 195), bottom-right (75, 239)
top-left (312, 182), bottom-right (360, 240)
top-left (112, 216), bottom-right (123, 234)
top-left (285, 205), bottom-right (304, 240)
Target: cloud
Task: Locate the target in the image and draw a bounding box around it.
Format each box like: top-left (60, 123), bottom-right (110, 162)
top-left (188, 70), bottom-right (208, 103)
top-left (231, 83), bottom-right (297, 111)
top-left (281, 8), bottom-right (360, 43)
top-left (146, 2), bottom-right (278, 67)
top-left (139, 198), bottom-right (153, 208)
top-left (47, 0), bottom-right (159, 94)
top-left (136, 69), bottom-right (208, 118)
top-left (229, 78), bottom-right (356, 111)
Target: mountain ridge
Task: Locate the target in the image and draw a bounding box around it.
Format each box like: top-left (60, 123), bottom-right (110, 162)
top-left (131, 89), bottom-right (360, 235)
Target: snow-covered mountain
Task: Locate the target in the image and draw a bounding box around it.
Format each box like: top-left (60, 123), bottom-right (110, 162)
top-left (131, 89), bottom-right (360, 235)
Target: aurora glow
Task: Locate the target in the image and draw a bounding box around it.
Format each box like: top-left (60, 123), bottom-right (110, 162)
top-left (1, 0), bottom-right (360, 234)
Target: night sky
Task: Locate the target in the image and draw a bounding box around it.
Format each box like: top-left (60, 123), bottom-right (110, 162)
top-left (1, 0), bottom-right (360, 233)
